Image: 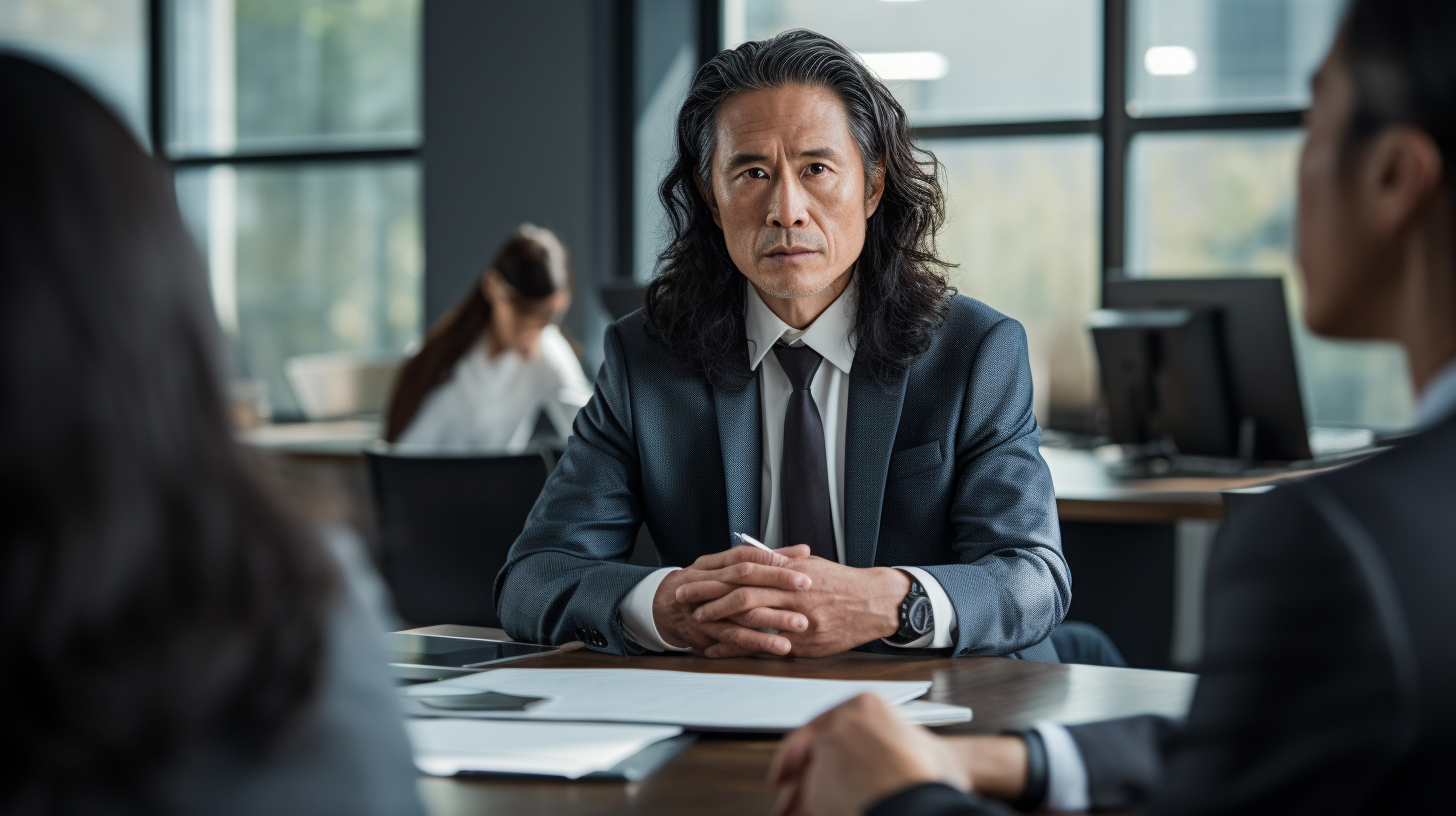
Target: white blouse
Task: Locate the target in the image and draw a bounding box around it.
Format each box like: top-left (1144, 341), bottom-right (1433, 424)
top-left (393, 325), bottom-right (593, 454)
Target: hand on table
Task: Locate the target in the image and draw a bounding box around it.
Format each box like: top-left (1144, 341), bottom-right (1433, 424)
top-left (768, 692), bottom-right (969, 816)
top-left (651, 544), bottom-right (814, 656)
top-left (677, 556), bottom-right (911, 657)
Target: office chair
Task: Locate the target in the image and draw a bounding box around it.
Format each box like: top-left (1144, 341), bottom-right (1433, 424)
top-left (366, 451), bottom-right (551, 628)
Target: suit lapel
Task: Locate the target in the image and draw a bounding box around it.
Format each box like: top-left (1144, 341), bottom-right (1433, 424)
top-left (713, 372), bottom-right (762, 543)
top-left (844, 367), bottom-right (910, 567)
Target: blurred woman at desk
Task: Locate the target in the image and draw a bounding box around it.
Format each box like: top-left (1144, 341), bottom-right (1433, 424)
top-left (0, 56), bottom-right (421, 815)
top-left (385, 225), bottom-right (592, 452)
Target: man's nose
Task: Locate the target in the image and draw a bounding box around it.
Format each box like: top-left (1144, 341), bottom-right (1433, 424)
top-left (767, 173), bottom-right (808, 228)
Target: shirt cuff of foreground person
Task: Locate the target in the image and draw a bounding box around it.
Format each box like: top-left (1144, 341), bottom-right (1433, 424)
top-left (616, 565), bottom-right (959, 653)
top-left (1035, 721), bottom-right (1091, 812)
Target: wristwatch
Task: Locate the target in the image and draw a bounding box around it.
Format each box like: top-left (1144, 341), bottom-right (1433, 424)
top-left (886, 571), bottom-right (934, 645)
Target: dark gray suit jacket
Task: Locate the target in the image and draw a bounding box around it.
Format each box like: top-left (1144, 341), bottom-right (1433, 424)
top-left (878, 413), bottom-right (1456, 814)
top-left (495, 295), bottom-right (1070, 659)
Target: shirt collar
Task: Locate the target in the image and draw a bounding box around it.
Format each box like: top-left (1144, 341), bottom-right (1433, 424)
top-left (743, 275), bottom-right (857, 374)
top-left (1416, 355), bottom-right (1456, 429)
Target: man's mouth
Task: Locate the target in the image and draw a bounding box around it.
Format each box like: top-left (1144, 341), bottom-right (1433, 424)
top-left (765, 246), bottom-right (817, 260)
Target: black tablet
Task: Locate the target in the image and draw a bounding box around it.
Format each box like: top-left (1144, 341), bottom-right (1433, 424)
top-left (389, 633), bottom-right (559, 680)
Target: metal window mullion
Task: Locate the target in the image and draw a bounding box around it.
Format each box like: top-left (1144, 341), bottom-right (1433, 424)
top-left (1102, 0), bottom-right (1130, 299)
top-left (148, 0), bottom-right (166, 157)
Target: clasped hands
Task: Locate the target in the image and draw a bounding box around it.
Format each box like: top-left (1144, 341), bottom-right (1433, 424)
top-left (651, 544), bottom-right (911, 658)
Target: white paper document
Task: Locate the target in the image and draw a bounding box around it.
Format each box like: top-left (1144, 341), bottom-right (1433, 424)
top-left (898, 699), bottom-right (973, 726)
top-left (402, 668), bottom-right (937, 731)
top-left (407, 718), bottom-right (683, 779)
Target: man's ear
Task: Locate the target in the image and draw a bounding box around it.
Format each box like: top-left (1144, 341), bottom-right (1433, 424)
top-left (1361, 125), bottom-right (1445, 236)
top-left (696, 172), bottom-right (724, 229)
top-left (864, 163), bottom-right (886, 219)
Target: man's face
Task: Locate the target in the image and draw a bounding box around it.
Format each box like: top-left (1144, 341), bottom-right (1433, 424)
top-left (704, 84), bottom-right (883, 300)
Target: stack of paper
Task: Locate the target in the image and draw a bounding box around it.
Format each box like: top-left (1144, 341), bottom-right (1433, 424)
top-left (402, 668), bottom-right (970, 731)
top-left (407, 719), bottom-right (684, 779)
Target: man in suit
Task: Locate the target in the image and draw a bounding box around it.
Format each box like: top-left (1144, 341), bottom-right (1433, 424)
top-left (494, 29), bottom-right (1071, 661)
top-left (768, 0), bottom-right (1456, 812)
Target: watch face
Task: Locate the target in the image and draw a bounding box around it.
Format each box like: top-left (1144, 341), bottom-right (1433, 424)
top-left (907, 595), bottom-right (933, 635)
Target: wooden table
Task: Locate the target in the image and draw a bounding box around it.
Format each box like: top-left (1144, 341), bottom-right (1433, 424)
top-left (244, 424), bottom-right (1286, 527)
top-left (410, 626), bottom-right (1196, 816)
top-left (1040, 447), bottom-right (1289, 524)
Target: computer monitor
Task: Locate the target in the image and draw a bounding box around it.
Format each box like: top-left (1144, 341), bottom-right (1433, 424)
top-left (1102, 277), bottom-right (1311, 463)
top-left (1089, 307), bottom-right (1235, 457)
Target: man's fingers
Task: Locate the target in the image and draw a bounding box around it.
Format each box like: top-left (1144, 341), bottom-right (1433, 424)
top-left (671, 579), bottom-right (737, 605)
top-left (689, 543), bottom-right (813, 572)
top-left (775, 543), bottom-right (812, 560)
top-left (701, 621), bottom-right (792, 656)
top-left (674, 564), bottom-right (809, 605)
top-left (769, 726), bottom-right (815, 786)
top-left (693, 587), bottom-right (801, 622)
top-left (730, 607), bottom-right (809, 632)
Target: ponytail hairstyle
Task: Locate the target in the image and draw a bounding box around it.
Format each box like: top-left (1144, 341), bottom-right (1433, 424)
top-left (384, 224), bottom-right (572, 442)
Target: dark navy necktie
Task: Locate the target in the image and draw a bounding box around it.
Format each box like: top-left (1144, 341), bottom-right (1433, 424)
top-left (773, 342), bottom-right (836, 561)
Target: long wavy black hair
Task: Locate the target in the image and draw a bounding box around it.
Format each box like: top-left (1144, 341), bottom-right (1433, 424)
top-left (644, 29), bottom-right (953, 387)
top-left (0, 55), bottom-right (336, 812)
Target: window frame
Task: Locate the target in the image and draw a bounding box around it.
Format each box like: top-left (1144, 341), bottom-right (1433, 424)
top-left (143, 0), bottom-right (421, 172)
top-left (677, 0), bottom-right (1308, 297)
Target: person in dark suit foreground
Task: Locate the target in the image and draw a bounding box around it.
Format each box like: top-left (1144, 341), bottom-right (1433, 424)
top-left (497, 30), bottom-right (1072, 661)
top-left (0, 56), bottom-right (422, 815)
top-left (768, 0), bottom-right (1456, 813)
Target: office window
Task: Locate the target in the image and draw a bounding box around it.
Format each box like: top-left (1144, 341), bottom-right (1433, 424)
top-left (162, 0), bottom-right (423, 419)
top-left (1128, 0), bottom-right (1343, 117)
top-left (0, 0), bottom-right (148, 144)
top-left (727, 0), bottom-right (1102, 125)
top-left (634, 0), bottom-right (698, 283)
top-left (1128, 131), bottom-right (1414, 429)
top-left (929, 137), bottom-right (1101, 426)
top-left (693, 0), bottom-right (1399, 437)
top-left (175, 163), bottom-right (421, 417)
top-left (168, 0), bottom-right (420, 157)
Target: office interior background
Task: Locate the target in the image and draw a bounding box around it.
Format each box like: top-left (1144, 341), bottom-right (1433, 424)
top-left (0, 0), bottom-right (1406, 667)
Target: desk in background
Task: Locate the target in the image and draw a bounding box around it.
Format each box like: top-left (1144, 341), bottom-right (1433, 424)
top-left (243, 425), bottom-right (1309, 669)
top-left (240, 422), bottom-right (1281, 525)
top-left (405, 625), bottom-right (1197, 816)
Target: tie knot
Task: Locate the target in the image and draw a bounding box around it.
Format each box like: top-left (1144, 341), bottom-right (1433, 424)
top-left (773, 343), bottom-right (823, 390)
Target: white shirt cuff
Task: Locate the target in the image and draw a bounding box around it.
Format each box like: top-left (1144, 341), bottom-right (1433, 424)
top-left (881, 567), bottom-right (957, 650)
top-left (1033, 721), bottom-right (1091, 812)
top-left (618, 567), bottom-right (692, 652)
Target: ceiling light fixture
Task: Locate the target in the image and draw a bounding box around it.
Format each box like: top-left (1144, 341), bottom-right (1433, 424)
top-left (1144, 45), bottom-right (1198, 76)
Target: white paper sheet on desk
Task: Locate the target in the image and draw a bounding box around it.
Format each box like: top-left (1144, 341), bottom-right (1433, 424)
top-left (407, 718), bottom-right (683, 778)
top-left (402, 668), bottom-right (932, 731)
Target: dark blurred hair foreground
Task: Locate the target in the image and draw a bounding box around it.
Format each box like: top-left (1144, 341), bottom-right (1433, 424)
top-left (0, 54), bottom-right (336, 814)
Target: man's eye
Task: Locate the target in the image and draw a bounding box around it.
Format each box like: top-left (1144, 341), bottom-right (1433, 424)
top-left (806, 163), bottom-right (828, 175)
top-left (746, 168), bottom-right (769, 179)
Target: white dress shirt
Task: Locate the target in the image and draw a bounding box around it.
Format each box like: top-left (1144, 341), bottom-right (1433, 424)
top-left (394, 325), bottom-right (592, 454)
top-left (1036, 353), bottom-right (1456, 813)
top-left (618, 277), bottom-right (959, 652)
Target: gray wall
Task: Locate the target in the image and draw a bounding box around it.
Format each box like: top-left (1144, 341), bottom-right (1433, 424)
top-left (424, 0), bottom-right (618, 374)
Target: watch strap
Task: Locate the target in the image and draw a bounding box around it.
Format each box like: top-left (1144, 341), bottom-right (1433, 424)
top-left (1005, 728), bottom-right (1048, 811)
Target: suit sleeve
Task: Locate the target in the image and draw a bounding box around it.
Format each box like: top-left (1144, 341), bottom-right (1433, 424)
top-left (919, 317), bottom-right (1070, 657)
top-left (1135, 483), bottom-right (1413, 815)
top-left (493, 324), bottom-right (657, 654)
